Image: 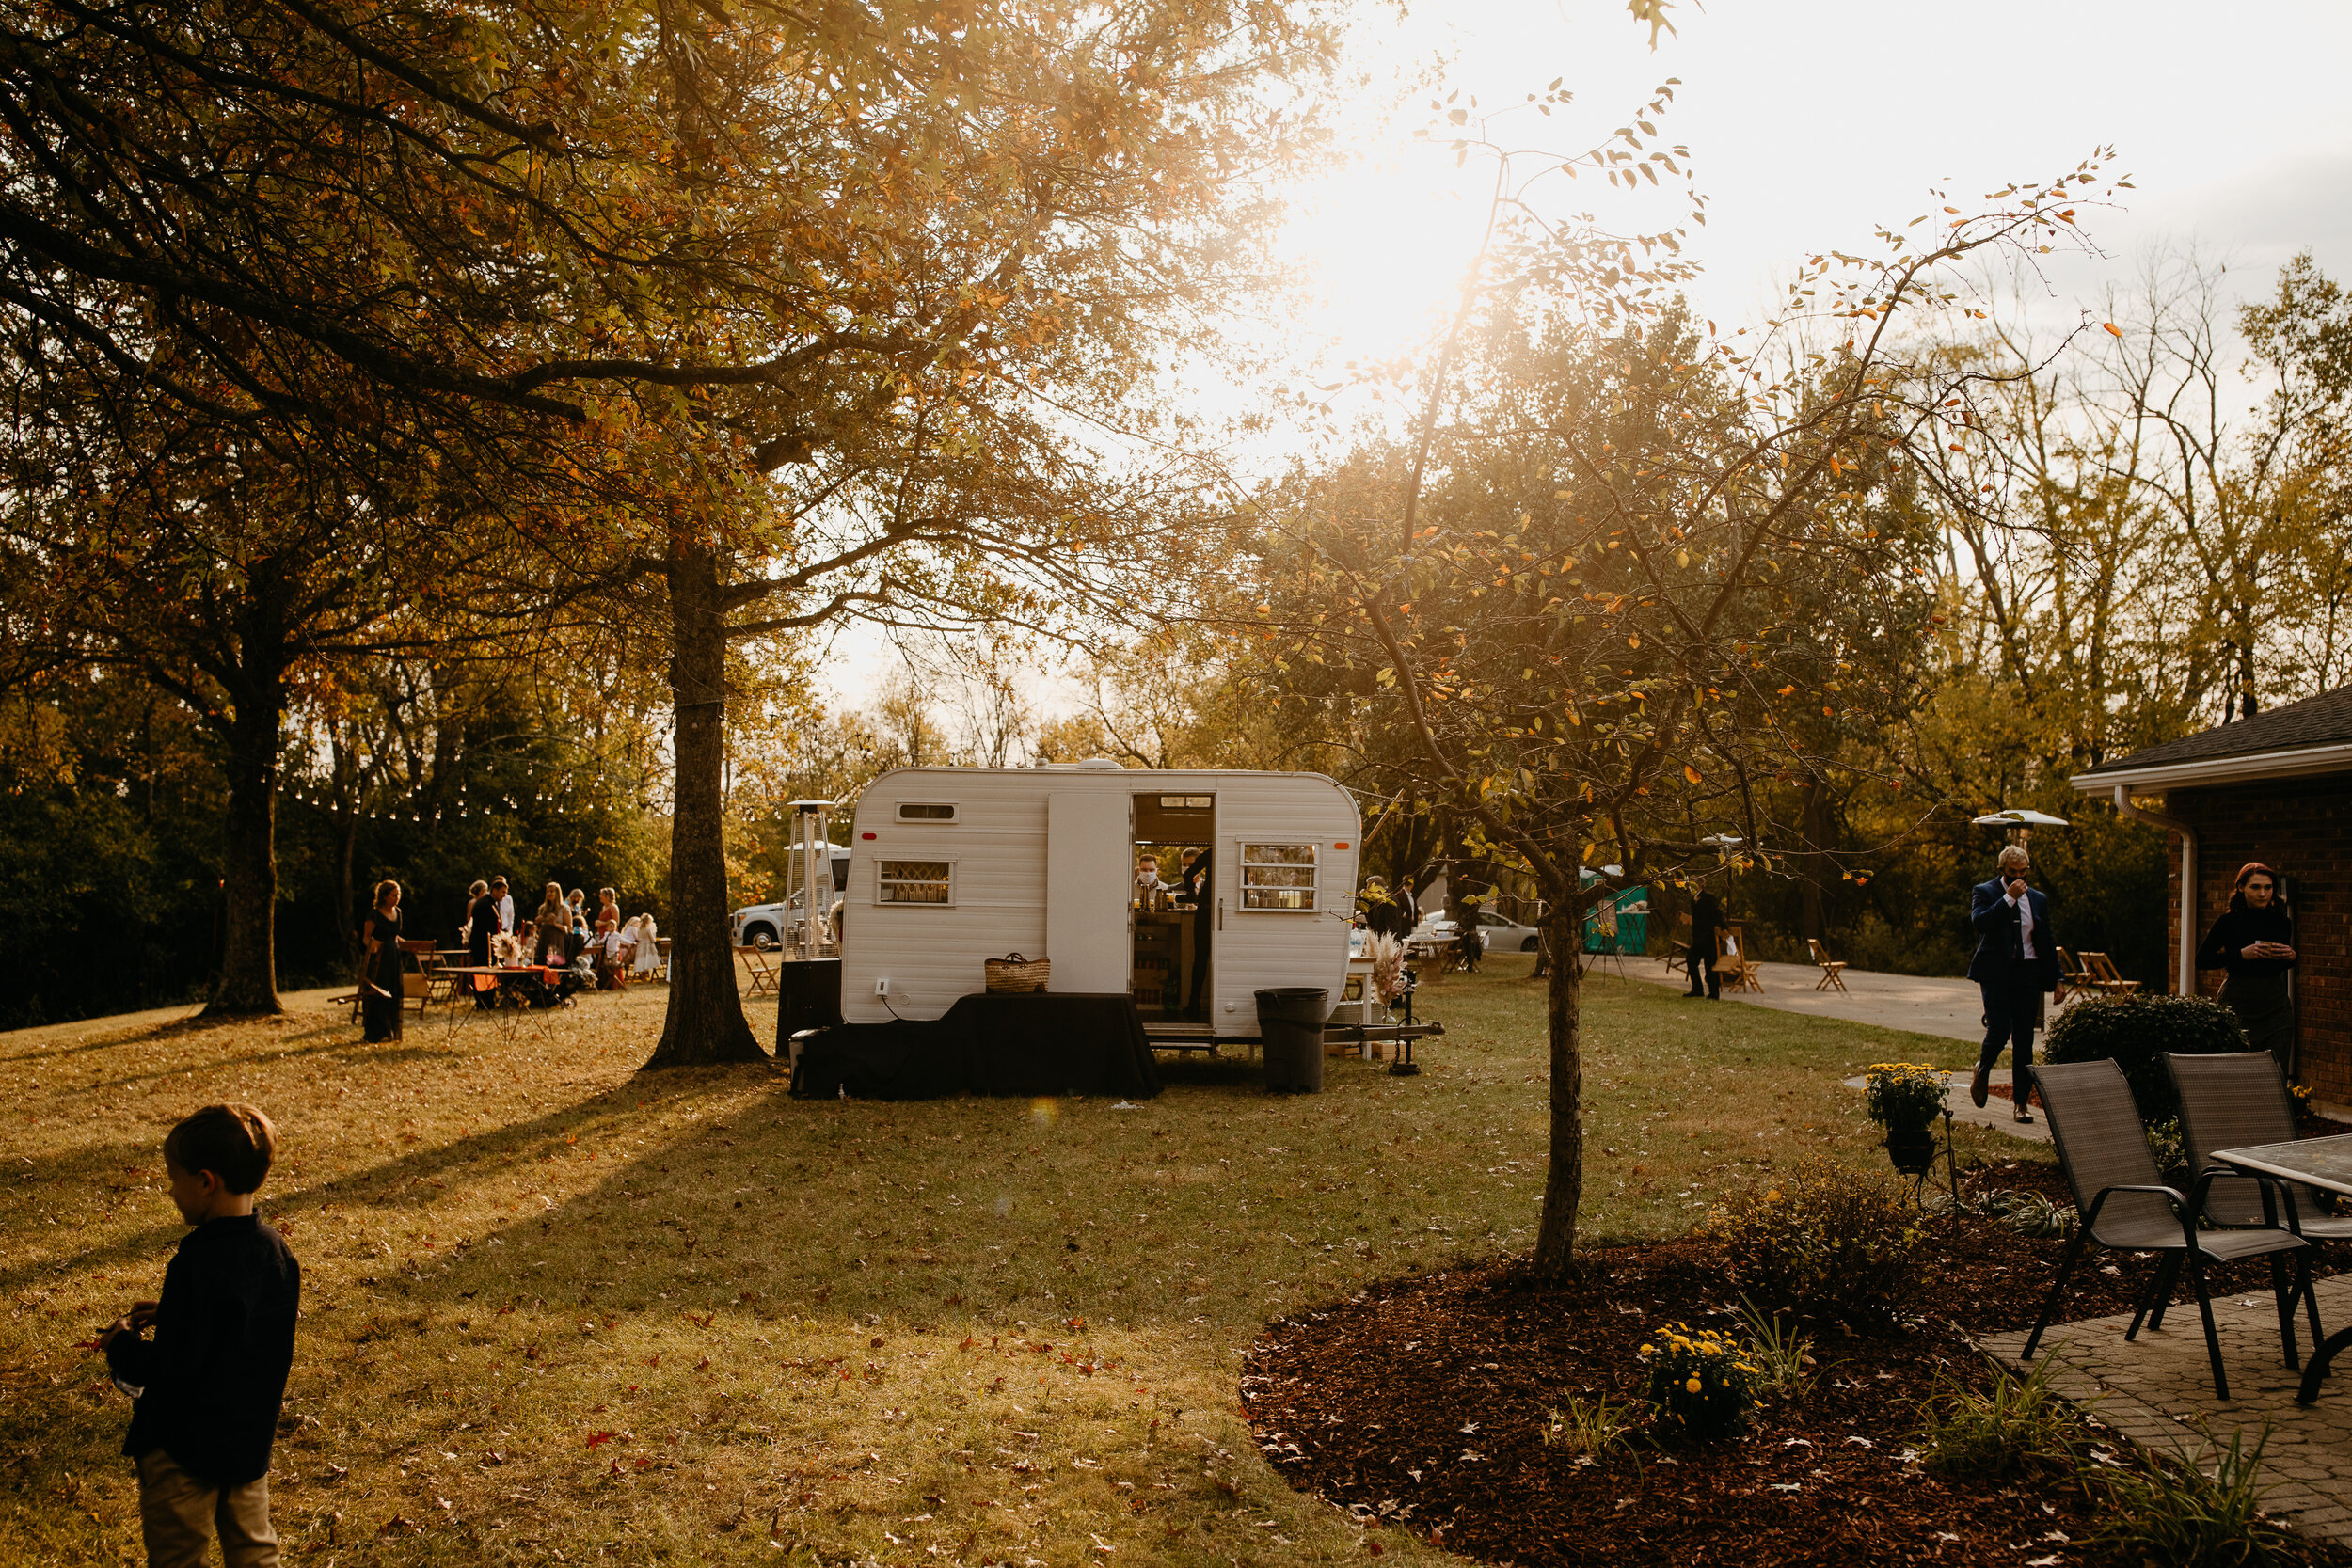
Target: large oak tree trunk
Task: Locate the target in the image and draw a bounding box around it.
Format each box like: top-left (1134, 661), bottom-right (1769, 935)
top-left (1530, 896), bottom-right (1584, 1276)
top-left (205, 698), bottom-right (285, 1017)
top-left (644, 541), bottom-right (769, 1070)
top-left (1797, 776), bottom-right (1833, 942)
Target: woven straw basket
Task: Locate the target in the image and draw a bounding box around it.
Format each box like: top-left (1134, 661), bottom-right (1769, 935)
top-left (983, 953), bottom-right (1051, 993)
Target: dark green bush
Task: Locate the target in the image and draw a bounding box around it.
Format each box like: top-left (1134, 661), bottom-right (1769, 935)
top-left (2044, 994), bottom-right (2249, 1122)
top-left (2092, 1420), bottom-right (2287, 1566)
top-left (1913, 1361), bottom-right (2091, 1479)
top-left (1708, 1159), bottom-right (1925, 1331)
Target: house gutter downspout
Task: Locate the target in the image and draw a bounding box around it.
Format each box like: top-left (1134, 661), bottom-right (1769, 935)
top-left (2110, 784), bottom-right (2195, 996)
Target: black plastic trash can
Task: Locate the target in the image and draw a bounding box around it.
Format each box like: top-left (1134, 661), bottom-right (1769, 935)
top-left (1256, 987), bottom-right (1329, 1093)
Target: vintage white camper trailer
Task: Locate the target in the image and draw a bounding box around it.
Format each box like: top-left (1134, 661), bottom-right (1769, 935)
top-left (837, 763), bottom-right (1359, 1038)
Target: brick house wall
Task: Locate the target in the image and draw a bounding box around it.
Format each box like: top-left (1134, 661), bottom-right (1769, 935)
top-left (2158, 773), bottom-right (2352, 1102)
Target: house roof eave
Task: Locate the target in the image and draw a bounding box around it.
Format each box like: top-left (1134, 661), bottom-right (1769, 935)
top-left (2071, 741), bottom-right (2352, 796)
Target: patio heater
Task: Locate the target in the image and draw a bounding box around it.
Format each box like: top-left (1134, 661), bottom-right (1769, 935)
top-left (1969, 807), bottom-right (2071, 849)
top-left (774, 800), bottom-right (845, 1066)
top-left (786, 799), bottom-right (838, 961)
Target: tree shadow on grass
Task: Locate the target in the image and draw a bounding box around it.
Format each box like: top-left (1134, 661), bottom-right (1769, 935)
top-left (70, 1022), bottom-right (491, 1094)
top-left (386, 1064), bottom-right (1364, 1341)
top-left (0, 1069), bottom-right (762, 1298)
top-left (0, 1004), bottom-right (284, 1066)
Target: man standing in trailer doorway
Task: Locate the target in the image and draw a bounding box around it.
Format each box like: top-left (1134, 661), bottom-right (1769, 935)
top-left (1968, 844), bottom-right (2060, 1124)
top-left (1181, 847), bottom-right (1214, 1020)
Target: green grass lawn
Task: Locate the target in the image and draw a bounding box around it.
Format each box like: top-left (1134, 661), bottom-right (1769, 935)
top-left (0, 956), bottom-right (2041, 1565)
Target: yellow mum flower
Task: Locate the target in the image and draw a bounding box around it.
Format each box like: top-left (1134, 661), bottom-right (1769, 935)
top-left (1640, 1343), bottom-right (1655, 1355)
top-left (1699, 1342), bottom-right (1721, 1355)
top-left (1684, 1377), bottom-right (1702, 1394)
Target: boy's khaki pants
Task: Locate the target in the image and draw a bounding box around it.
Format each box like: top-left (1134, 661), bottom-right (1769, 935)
top-left (136, 1449), bottom-right (278, 1568)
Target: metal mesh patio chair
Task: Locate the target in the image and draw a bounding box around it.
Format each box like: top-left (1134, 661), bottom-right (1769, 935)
top-left (2167, 1052), bottom-right (2352, 1238)
top-left (2023, 1057), bottom-right (2314, 1401)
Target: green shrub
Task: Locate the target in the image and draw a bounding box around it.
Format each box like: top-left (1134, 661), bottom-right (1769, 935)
top-left (1995, 1190), bottom-right (2076, 1238)
top-left (1708, 1158), bottom-right (1926, 1329)
top-left (1540, 1391), bottom-right (1644, 1456)
top-left (2093, 1420), bottom-right (2287, 1566)
top-left (2045, 993), bottom-right (2247, 1122)
top-left (1638, 1323), bottom-right (1758, 1440)
top-left (1914, 1361), bottom-right (2092, 1479)
top-left (1733, 1295), bottom-right (1814, 1400)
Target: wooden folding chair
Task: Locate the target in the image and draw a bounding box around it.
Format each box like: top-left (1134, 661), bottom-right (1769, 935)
top-left (2080, 951), bottom-right (2142, 997)
top-left (2054, 946), bottom-right (2090, 1005)
top-left (737, 943), bottom-right (780, 999)
top-left (1719, 926), bottom-right (1765, 992)
top-left (398, 939), bottom-right (440, 1017)
top-left (1805, 938), bottom-right (1849, 992)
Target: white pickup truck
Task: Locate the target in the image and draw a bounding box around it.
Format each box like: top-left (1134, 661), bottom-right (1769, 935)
top-left (731, 847), bottom-right (851, 948)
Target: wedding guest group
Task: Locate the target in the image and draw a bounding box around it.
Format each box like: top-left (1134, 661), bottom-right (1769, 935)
top-left (364, 871), bottom-right (661, 1021)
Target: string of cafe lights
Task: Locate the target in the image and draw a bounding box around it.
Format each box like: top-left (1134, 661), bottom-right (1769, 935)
top-left (277, 770), bottom-right (607, 821)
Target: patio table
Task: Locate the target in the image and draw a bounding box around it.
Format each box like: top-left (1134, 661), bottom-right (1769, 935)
top-left (2212, 1132), bottom-right (2352, 1403)
top-left (439, 964), bottom-right (561, 1006)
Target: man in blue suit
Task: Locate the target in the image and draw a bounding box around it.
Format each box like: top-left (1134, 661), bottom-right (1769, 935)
top-left (1967, 844), bottom-right (2060, 1122)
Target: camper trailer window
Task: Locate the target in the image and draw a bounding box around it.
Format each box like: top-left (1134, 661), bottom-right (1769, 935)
top-left (1240, 843), bottom-right (1317, 911)
top-left (877, 860), bottom-right (953, 905)
top-left (896, 802), bottom-right (958, 822)
top-left (1158, 795), bottom-right (1214, 809)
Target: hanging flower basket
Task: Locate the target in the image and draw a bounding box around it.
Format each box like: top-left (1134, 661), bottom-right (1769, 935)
top-left (1883, 1123), bottom-right (1938, 1176)
top-left (1864, 1062), bottom-right (1949, 1127)
top-left (1864, 1062), bottom-right (1947, 1177)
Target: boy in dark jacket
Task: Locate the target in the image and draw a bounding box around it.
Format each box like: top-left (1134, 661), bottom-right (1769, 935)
top-left (101, 1103), bottom-right (301, 1568)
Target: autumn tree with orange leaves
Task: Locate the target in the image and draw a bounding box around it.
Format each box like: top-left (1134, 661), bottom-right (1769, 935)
top-left (1260, 129), bottom-right (2127, 1272)
top-left (0, 0), bottom-right (1337, 1048)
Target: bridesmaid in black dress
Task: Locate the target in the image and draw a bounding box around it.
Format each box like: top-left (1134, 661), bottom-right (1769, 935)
top-left (2197, 862), bottom-right (2299, 1074)
top-left (361, 879), bottom-right (405, 1043)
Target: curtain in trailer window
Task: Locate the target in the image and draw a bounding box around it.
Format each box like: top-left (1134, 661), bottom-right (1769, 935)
top-left (877, 860), bottom-right (953, 905)
top-left (1240, 844), bottom-right (1317, 911)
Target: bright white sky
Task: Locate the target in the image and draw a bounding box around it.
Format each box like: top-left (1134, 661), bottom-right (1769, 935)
top-left (814, 0), bottom-right (2352, 716)
top-left (1279, 0), bottom-right (2352, 381)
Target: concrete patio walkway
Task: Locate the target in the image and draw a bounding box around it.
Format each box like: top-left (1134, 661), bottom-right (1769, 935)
top-left (1983, 1275), bottom-right (2352, 1543)
top-left (1618, 953), bottom-right (1990, 1041)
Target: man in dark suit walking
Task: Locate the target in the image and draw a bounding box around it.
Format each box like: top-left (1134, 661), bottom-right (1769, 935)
top-left (1685, 889), bottom-right (1726, 999)
top-left (1968, 845), bottom-right (2059, 1123)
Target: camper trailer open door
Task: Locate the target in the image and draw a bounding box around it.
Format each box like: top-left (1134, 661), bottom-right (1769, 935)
top-left (1046, 792), bottom-right (1133, 990)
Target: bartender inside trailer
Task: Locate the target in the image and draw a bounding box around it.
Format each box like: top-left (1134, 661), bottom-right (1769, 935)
top-left (1130, 792), bottom-right (1216, 1022)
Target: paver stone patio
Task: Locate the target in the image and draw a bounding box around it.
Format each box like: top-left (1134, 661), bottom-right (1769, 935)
top-left (1982, 1273), bottom-right (2352, 1542)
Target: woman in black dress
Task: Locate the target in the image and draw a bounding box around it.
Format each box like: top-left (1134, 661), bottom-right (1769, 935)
top-left (360, 879), bottom-right (405, 1043)
top-left (2197, 861), bottom-right (2299, 1074)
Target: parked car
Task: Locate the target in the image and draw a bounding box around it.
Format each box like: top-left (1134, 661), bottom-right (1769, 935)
top-left (1406, 909), bottom-right (1543, 956)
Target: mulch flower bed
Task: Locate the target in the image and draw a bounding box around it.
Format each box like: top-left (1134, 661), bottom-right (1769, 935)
top-left (1245, 1161), bottom-right (2352, 1566)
